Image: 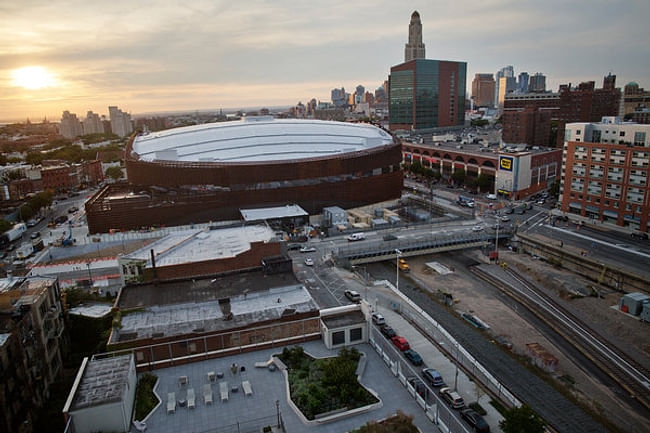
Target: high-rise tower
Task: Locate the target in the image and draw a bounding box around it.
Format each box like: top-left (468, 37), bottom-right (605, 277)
top-left (404, 11), bottom-right (425, 62)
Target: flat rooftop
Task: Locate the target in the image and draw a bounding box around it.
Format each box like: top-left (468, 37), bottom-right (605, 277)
top-left (131, 118), bottom-right (394, 163)
top-left (112, 284), bottom-right (318, 344)
top-left (70, 354), bottom-right (132, 411)
top-left (68, 303), bottom-right (113, 319)
top-left (118, 269), bottom-right (300, 309)
top-left (131, 340), bottom-right (432, 433)
top-left (121, 225), bottom-right (275, 267)
top-left (405, 141), bottom-right (559, 157)
top-left (240, 204), bottom-right (308, 221)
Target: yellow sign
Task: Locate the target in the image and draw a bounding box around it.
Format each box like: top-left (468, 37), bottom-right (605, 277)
top-left (499, 157), bottom-right (513, 171)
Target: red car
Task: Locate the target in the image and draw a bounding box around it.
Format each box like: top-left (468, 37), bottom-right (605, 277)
top-left (391, 336), bottom-right (410, 351)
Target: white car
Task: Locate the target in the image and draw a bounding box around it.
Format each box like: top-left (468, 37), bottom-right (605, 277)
top-left (304, 258), bottom-right (314, 266)
top-left (472, 225), bottom-right (484, 232)
top-left (501, 215), bottom-right (510, 222)
top-left (486, 193), bottom-right (497, 200)
top-left (300, 246), bottom-right (316, 253)
top-left (371, 312), bottom-right (385, 325)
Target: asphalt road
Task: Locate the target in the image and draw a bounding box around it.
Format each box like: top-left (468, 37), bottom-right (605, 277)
top-left (365, 261), bottom-right (609, 433)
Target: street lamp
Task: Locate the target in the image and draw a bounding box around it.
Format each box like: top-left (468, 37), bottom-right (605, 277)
top-left (395, 249), bottom-right (402, 291)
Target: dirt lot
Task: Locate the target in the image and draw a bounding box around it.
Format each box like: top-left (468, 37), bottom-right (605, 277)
top-left (402, 250), bottom-right (649, 433)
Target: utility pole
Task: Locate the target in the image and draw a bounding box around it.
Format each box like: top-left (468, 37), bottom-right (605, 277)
top-left (395, 249), bottom-right (402, 291)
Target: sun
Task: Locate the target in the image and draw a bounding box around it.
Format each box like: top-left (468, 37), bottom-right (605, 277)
top-left (11, 66), bottom-right (57, 90)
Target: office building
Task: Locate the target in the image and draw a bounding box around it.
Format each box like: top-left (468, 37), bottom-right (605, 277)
top-left (471, 74), bottom-right (496, 108)
top-left (331, 87), bottom-right (346, 107)
top-left (497, 76), bottom-right (517, 114)
top-left (495, 65), bottom-right (514, 108)
top-left (502, 107), bottom-right (553, 147)
top-left (108, 106), bottom-right (133, 137)
top-left (389, 59), bottom-right (467, 131)
top-left (82, 111), bottom-right (104, 135)
top-left (623, 82), bottom-right (650, 116)
top-left (355, 85), bottom-right (365, 105)
top-left (560, 118), bottom-right (649, 232)
top-left (404, 11), bottom-right (425, 62)
top-left (518, 72), bottom-right (529, 93)
top-left (59, 111), bottom-right (83, 139)
top-left (529, 73), bottom-right (547, 92)
top-left (0, 277), bottom-right (66, 433)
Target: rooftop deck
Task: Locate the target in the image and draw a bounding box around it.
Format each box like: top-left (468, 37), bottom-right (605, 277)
top-left (134, 340), bottom-right (431, 433)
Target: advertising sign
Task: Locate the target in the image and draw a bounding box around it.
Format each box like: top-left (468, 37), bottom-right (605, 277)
top-left (499, 156), bottom-right (513, 171)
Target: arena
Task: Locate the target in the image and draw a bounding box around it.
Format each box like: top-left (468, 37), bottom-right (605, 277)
top-left (86, 118), bottom-right (403, 233)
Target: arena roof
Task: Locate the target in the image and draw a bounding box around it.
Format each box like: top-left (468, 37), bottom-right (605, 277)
top-left (131, 117), bottom-right (394, 163)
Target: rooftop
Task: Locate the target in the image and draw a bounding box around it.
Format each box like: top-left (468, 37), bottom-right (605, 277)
top-left (70, 354), bottom-right (133, 411)
top-left (68, 303), bottom-right (113, 319)
top-left (126, 340), bottom-right (432, 433)
top-left (131, 118), bottom-right (394, 163)
top-left (321, 311), bottom-right (366, 328)
top-left (240, 204), bottom-right (308, 222)
top-left (118, 269), bottom-right (300, 310)
top-left (113, 279), bottom-right (317, 344)
top-left (121, 225), bottom-right (275, 267)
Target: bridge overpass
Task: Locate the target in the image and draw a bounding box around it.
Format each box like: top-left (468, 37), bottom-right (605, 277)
top-left (334, 229), bottom-right (514, 267)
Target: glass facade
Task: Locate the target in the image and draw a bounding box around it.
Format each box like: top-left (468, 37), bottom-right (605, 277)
top-left (415, 60), bottom-right (439, 128)
top-left (389, 70), bottom-right (414, 126)
top-left (390, 59), bottom-right (466, 130)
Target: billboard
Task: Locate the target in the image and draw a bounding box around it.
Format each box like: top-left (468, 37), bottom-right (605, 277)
top-left (499, 156), bottom-right (514, 171)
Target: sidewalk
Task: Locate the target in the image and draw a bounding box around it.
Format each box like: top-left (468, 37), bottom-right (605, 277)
top-left (370, 284), bottom-right (505, 433)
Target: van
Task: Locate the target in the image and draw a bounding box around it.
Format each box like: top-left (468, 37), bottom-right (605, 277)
top-left (486, 193), bottom-right (497, 200)
top-left (347, 233), bottom-right (366, 242)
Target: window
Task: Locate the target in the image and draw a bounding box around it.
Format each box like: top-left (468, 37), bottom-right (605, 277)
top-left (576, 130), bottom-right (581, 135)
top-left (332, 331), bottom-right (345, 346)
top-left (349, 327), bottom-right (362, 342)
top-left (620, 131), bottom-right (625, 137)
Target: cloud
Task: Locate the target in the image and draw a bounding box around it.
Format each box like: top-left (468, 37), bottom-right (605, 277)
top-left (0, 0), bottom-right (649, 121)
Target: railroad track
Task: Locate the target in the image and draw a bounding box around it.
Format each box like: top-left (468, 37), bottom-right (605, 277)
top-left (471, 265), bottom-right (650, 411)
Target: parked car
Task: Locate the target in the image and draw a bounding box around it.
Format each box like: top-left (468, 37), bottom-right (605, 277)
top-left (403, 349), bottom-right (423, 366)
top-left (304, 258), bottom-right (314, 266)
top-left (27, 219), bottom-right (38, 228)
top-left (472, 225), bottom-right (483, 232)
top-left (380, 325), bottom-right (396, 339)
top-left (422, 368), bottom-right (445, 387)
top-left (287, 243), bottom-right (303, 251)
top-left (371, 312), bottom-right (385, 326)
top-left (406, 376), bottom-right (427, 398)
top-left (68, 206), bottom-right (79, 213)
top-left (391, 336), bottom-right (410, 351)
top-left (299, 246), bottom-right (316, 253)
top-left (501, 215), bottom-right (510, 222)
top-left (383, 234), bottom-right (397, 241)
top-left (460, 408), bottom-right (490, 432)
top-left (54, 216), bottom-right (68, 225)
top-left (439, 387), bottom-right (465, 409)
top-left (486, 194), bottom-right (497, 200)
top-left (631, 232), bottom-right (648, 240)
top-left (344, 290), bottom-right (361, 302)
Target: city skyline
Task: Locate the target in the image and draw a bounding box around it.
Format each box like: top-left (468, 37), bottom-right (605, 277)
top-left (1, 0), bottom-right (649, 122)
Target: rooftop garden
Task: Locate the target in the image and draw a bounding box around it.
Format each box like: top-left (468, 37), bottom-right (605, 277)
top-left (278, 346), bottom-right (378, 420)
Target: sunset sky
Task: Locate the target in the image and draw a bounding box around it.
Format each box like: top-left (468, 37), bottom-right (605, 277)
top-left (1, 0), bottom-right (649, 122)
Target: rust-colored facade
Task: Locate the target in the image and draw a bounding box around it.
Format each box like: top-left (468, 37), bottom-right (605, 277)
top-left (85, 134), bottom-right (403, 233)
top-left (502, 107), bottom-right (553, 147)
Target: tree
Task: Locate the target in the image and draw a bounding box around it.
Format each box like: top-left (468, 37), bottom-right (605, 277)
top-left (549, 179), bottom-right (560, 197)
top-left (105, 166), bottom-right (124, 180)
top-left (471, 118), bottom-right (489, 127)
top-left (499, 404), bottom-right (545, 433)
top-left (451, 167), bottom-right (466, 185)
top-left (476, 173), bottom-right (491, 190)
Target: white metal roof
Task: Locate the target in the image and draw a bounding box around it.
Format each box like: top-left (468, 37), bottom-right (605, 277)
top-left (131, 118), bottom-right (394, 163)
top-left (121, 225), bottom-right (275, 267)
top-left (240, 204), bottom-right (308, 221)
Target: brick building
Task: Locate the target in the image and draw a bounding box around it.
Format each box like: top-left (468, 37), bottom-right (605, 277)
top-left (502, 74), bottom-right (620, 147)
top-left (402, 142), bottom-right (561, 200)
top-left (0, 277), bottom-right (66, 433)
top-left (501, 107), bottom-right (553, 147)
top-left (622, 82), bottom-right (650, 116)
top-left (117, 225), bottom-right (281, 284)
top-left (471, 73), bottom-right (496, 108)
top-left (560, 119), bottom-right (650, 233)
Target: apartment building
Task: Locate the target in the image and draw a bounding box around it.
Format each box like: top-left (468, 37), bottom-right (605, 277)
top-left (560, 118), bottom-right (650, 232)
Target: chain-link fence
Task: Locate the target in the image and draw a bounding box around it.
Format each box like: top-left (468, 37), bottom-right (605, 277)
top-left (370, 283), bottom-right (520, 410)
